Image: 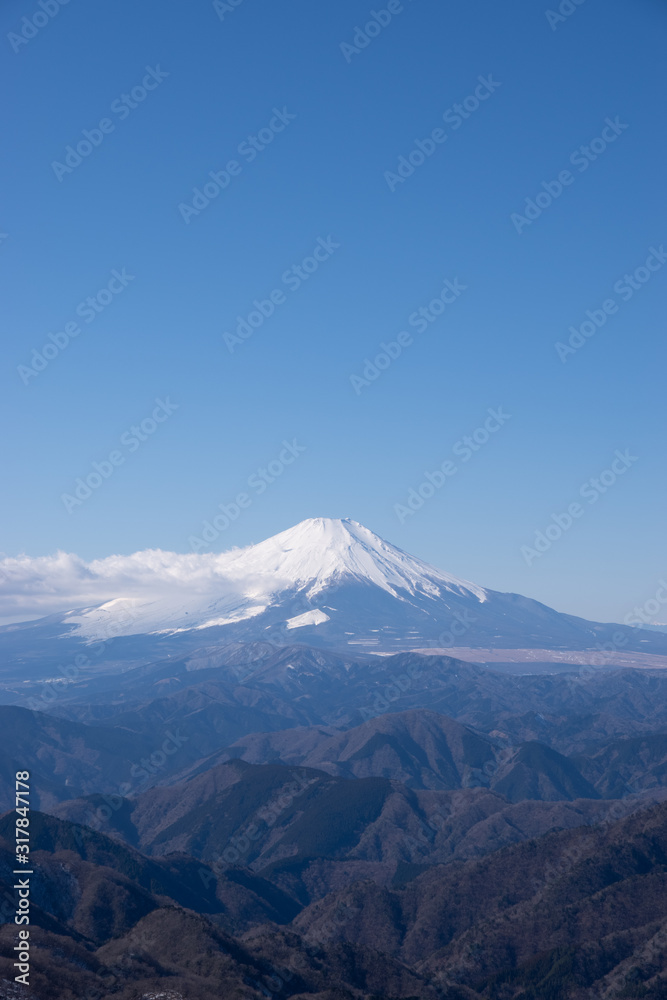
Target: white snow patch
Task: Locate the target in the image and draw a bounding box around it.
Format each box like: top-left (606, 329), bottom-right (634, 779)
top-left (285, 609), bottom-right (331, 630)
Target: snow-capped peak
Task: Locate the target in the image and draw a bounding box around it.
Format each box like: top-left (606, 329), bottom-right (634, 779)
top-left (5, 517), bottom-right (488, 641)
top-left (220, 517), bottom-right (488, 603)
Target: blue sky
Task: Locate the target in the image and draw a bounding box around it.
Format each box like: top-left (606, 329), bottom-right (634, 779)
top-left (1, 0), bottom-right (666, 623)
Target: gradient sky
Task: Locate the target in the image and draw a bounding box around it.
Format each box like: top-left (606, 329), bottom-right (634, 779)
top-left (1, 0), bottom-right (666, 624)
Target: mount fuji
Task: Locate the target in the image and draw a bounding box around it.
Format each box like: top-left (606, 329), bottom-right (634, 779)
top-left (2, 518), bottom-right (667, 671)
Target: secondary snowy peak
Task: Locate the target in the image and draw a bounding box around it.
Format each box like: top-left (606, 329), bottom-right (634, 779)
top-left (220, 517), bottom-right (488, 602)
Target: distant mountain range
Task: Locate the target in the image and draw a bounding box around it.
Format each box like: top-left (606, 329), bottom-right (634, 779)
top-left (3, 621), bottom-right (667, 998)
top-left (4, 643), bottom-right (667, 999)
top-left (5, 647), bottom-right (667, 812)
top-left (2, 518), bottom-right (666, 680)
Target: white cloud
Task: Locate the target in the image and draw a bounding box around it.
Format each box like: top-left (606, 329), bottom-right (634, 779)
top-left (0, 548), bottom-right (254, 625)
